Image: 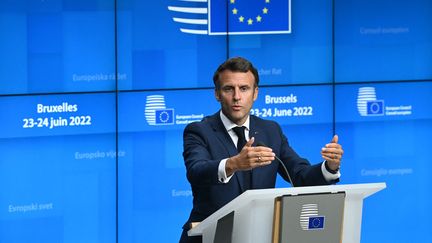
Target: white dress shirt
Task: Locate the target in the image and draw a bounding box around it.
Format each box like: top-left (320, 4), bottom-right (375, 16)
top-left (217, 111), bottom-right (340, 183)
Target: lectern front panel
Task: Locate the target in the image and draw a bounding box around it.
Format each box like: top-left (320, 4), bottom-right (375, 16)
top-left (276, 192), bottom-right (345, 243)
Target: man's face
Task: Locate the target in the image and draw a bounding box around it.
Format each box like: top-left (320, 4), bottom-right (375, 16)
top-left (215, 70), bottom-right (258, 125)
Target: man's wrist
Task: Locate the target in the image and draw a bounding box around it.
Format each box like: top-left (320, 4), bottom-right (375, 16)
top-left (225, 157), bottom-right (236, 176)
top-left (325, 160), bottom-right (339, 174)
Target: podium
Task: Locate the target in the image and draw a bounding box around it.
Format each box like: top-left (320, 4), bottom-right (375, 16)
top-left (188, 183), bottom-right (386, 243)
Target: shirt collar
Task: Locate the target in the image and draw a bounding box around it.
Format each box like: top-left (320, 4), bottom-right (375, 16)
top-left (219, 110), bottom-right (250, 131)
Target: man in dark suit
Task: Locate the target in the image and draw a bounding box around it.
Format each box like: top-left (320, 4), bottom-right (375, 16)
top-left (179, 57), bottom-right (343, 243)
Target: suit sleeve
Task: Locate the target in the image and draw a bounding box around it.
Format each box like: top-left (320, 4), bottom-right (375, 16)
top-left (183, 122), bottom-right (222, 185)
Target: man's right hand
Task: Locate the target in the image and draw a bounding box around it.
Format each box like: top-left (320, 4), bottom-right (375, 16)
top-left (225, 137), bottom-right (275, 176)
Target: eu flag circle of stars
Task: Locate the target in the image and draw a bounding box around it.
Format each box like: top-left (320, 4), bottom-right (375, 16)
top-left (230, 0), bottom-right (271, 26)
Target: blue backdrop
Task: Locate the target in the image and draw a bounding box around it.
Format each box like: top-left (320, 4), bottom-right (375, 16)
top-left (1, 0), bottom-right (431, 242)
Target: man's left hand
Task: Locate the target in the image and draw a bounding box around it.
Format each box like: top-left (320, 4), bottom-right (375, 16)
top-left (321, 135), bottom-right (343, 171)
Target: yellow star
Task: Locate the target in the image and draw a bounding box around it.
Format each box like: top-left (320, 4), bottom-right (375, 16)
top-left (248, 18), bottom-right (253, 25)
top-left (230, 0), bottom-right (235, 3)
top-left (239, 16), bottom-right (244, 22)
top-left (265, 0), bottom-right (270, 3)
top-left (232, 8), bottom-right (238, 14)
top-left (256, 15), bottom-right (262, 22)
top-left (263, 7), bottom-right (268, 14)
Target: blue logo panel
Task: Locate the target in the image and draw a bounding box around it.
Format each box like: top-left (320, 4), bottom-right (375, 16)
top-left (366, 100), bottom-right (384, 116)
top-left (155, 109), bottom-right (175, 125)
top-left (308, 216), bottom-right (325, 230)
top-left (209, 0), bottom-right (291, 34)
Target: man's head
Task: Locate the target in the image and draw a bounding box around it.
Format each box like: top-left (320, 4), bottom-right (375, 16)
top-left (213, 57), bottom-right (259, 125)
top-left (213, 57), bottom-right (259, 90)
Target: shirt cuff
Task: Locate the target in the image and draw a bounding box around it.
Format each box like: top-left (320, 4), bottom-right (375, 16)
top-left (218, 158), bottom-right (234, 183)
top-left (321, 161), bottom-right (341, 182)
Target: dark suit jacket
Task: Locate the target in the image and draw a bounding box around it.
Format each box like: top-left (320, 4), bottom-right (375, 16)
top-left (181, 112), bottom-right (333, 232)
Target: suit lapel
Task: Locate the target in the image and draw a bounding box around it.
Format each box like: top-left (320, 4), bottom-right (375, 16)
top-left (249, 116), bottom-right (266, 188)
top-left (209, 113), bottom-right (237, 157)
top-left (209, 112), bottom-right (247, 192)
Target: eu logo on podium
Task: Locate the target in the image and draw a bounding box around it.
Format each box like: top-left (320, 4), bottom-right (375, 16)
top-left (308, 216), bottom-right (325, 230)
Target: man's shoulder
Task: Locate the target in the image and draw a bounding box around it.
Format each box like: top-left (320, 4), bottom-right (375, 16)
top-left (184, 112), bottom-right (219, 130)
top-left (250, 114), bottom-right (280, 128)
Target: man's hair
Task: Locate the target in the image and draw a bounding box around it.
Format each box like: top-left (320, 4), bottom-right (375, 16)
top-left (213, 57), bottom-right (259, 90)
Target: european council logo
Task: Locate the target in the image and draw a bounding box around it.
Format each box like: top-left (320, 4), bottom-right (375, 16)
top-left (168, 0), bottom-right (291, 35)
top-left (300, 204), bottom-right (325, 230)
top-left (145, 95), bottom-right (175, 125)
top-left (357, 87), bottom-right (385, 116)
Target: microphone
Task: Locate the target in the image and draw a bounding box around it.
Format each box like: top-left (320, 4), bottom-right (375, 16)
top-left (257, 141), bottom-right (295, 187)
